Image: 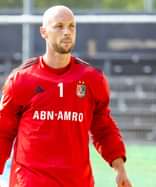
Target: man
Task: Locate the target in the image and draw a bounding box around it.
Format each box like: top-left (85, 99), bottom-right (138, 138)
top-left (0, 5), bottom-right (132, 187)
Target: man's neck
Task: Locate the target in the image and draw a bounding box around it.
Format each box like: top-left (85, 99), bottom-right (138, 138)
top-left (43, 52), bottom-right (71, 69)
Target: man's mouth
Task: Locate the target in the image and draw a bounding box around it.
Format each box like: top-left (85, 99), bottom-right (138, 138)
top-left (61, 38), bottom-right (72, 43)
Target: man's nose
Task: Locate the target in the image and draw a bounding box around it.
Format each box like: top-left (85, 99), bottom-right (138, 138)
top-left (63, 27), bottom-right (71, 35)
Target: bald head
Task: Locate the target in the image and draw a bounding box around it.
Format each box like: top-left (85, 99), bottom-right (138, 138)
top-left (40, 5), bottom-right (76, 55)
top-left (42, 5), bottom-right (75, 27)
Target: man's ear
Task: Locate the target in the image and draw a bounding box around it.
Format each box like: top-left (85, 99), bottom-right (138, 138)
top-left (40, 26), bottom-right (47, 39)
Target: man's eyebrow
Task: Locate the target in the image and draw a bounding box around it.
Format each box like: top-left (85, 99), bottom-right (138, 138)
top-left (53, 21), bottom-right (75, 25)
top-left (51, 22), bottom-right (63, 26)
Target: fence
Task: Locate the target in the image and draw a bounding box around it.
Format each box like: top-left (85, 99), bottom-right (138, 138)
top-left (0, 13), bottom-right (156, 141)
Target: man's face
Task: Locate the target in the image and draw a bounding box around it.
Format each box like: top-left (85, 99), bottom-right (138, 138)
top-left (41, 10), bottom-right (76, 54)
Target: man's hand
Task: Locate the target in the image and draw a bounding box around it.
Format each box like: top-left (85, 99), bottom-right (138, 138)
top-left (112, 158), bottom-right (132, 187)
top-left (115, 167), bottom-right (132, 187)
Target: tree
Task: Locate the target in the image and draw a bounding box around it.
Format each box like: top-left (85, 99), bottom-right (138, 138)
top-left (0, 0), bottom-right (156, 12)
top-left (101, 0), bottom-right (144, 11)
top-left (34, 0), bottom-right (102, 10)
top-left (0, 0), bottom-right (22, 8)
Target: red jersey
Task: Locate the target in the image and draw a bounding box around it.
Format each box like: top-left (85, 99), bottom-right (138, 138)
top-left (0, 56), bottom-right (126, 187)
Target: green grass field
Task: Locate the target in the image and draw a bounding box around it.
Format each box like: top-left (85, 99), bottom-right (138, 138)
top-left (90, 142), bottom-right (156, 187)
top-left (2, 143), bottom-right (156, 187)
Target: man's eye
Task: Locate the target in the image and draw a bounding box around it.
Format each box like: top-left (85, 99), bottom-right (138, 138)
top-left (56, 25), bottom-right (63, 29)
top-left (70, 24), bottom-right (75, 28)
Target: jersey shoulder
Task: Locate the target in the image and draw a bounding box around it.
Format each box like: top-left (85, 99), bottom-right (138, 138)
top-left (13, 57), bottom-right (38, 73)
top-left (3, 57), bottom-right (39, 88)
top-left (9, 57), bottom-right (39, 78)
top-left (74, 57), bottom-right (110, 102)
top-left (74, 56), bottom-right (105, 78)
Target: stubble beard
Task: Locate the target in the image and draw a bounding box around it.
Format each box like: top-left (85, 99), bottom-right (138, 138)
top-left (53, 43), bottom-right (74, 54)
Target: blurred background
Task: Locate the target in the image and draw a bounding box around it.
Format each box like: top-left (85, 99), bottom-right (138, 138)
top-left (0, 0), bottom-right (156, 187)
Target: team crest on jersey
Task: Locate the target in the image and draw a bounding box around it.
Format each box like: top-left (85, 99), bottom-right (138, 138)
top-left (76, 81), bottom-right (86, 98)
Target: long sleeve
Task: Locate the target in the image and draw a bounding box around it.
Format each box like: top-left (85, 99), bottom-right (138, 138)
top-left (0, 75), bottom-right (20, 174)
top-left (90, 72), bottom-right (126, 166)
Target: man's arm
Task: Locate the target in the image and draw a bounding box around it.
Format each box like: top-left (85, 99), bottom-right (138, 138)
top-left (112, 157), bottom-right (132, 187)
top-left (90, 71), bottom-right (132, 186)
top-left (0, 75), bottom-right (20, 174)
top-left (90, 72), bottom-right (126, 165)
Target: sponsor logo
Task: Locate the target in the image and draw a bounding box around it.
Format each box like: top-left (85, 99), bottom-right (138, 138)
top-left (35, 86), bottom-right (45, 93)
top-left (33, 110), bottom-right (84, 122)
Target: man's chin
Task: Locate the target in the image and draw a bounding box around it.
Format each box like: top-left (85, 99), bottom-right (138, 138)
top-left (58, 47), bottom-right (73, 54)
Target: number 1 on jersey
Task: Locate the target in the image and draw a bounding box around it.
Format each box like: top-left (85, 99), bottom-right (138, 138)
top-left (57, 82), bottom-right (64, 97)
